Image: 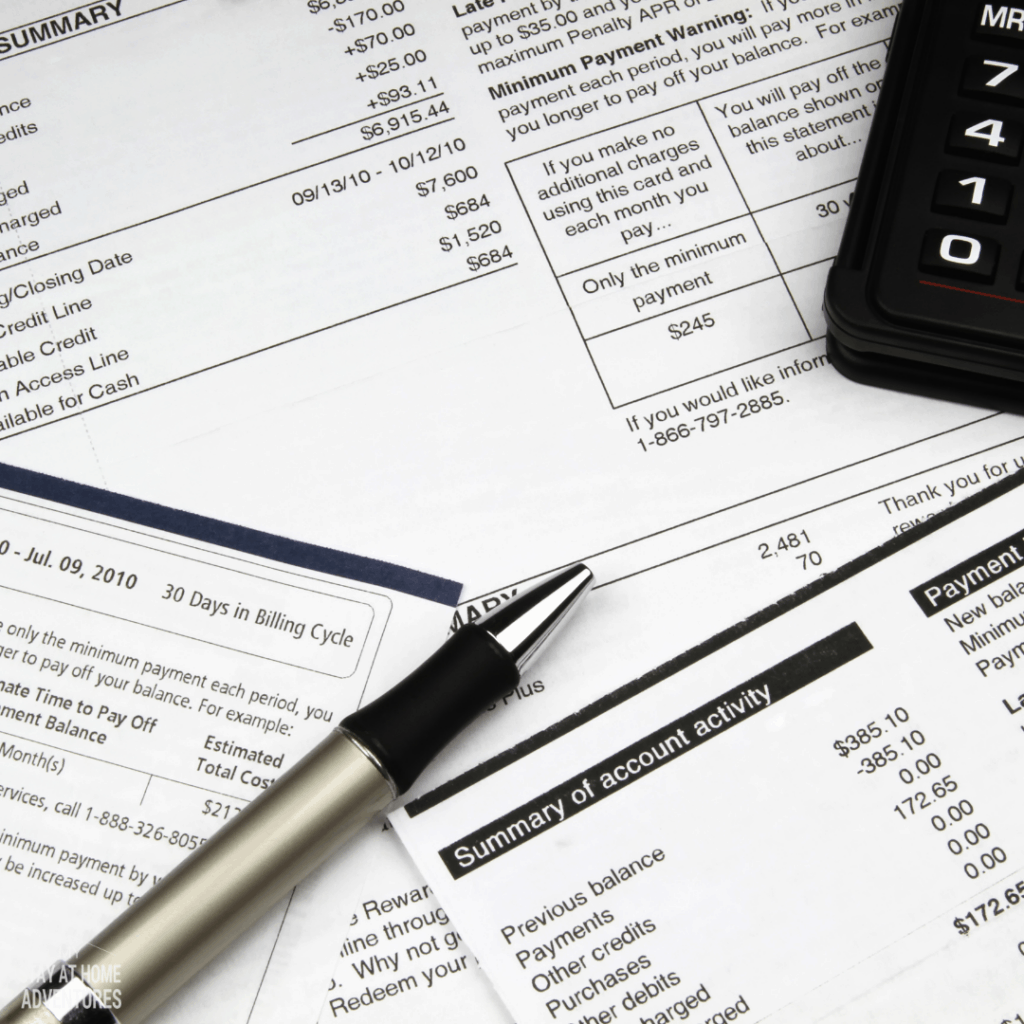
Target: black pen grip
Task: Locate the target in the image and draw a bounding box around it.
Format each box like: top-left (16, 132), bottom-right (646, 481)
top-left (341, 624), bottom-right (519, 794)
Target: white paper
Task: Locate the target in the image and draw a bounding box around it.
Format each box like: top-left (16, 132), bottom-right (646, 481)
top-left (0, 0), bottom-right (1017, 598)
top-left (394, 472), bottom-right (1024, 1024)
top-left (1, 2), bottom-right (1024, 1023)
top-left (0, 464), bottom-right (457, 1023)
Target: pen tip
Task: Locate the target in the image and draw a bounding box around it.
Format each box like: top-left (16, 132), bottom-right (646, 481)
top-left (478, 563), bottom-right (593, 672)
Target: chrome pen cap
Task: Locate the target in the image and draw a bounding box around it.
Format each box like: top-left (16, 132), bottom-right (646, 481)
top-left (477, 563), bottom-right (593, 672)
top-left (341, 563), bottom-right (593, 793)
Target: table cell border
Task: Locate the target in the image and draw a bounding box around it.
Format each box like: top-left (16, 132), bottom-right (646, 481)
top-left (504, 40), bottom-right (889, 408)
top-left (587, 324), bottom-right (818, 409)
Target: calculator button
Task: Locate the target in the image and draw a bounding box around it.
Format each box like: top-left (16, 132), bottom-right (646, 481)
top-left (932, 170), bottom-right (1013, 220)
top-left (920, 230), bottom-right (999, 282)
top-left (974, 3), bottom-right (1024, 45)
top-left (961, 56), bottom-right (1024, 103)
top-left (947, 112), bottom-right (1024, 161)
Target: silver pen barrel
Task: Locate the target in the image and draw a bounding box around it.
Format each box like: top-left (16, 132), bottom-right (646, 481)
top-left (0, 563), bottom-right (592, 1024)
top-left (0, 730), bottom-right (394, 1024)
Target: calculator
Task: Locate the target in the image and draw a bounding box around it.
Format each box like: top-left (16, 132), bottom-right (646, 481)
top-left (824, 0), bottom-right (1024, 412)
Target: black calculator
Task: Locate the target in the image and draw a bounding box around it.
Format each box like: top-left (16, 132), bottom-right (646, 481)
top-left (825, 0), bottom-right (1024, 412)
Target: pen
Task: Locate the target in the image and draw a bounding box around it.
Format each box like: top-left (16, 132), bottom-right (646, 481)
top-left (0, 563), bottom-right (593, 1024)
